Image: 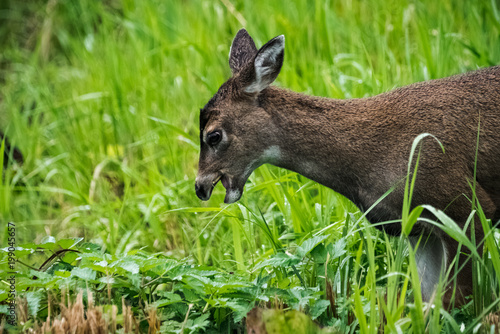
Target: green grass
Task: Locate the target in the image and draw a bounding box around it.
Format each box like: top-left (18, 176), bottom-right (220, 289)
top-left (1, 0), bottom-right (500, 332)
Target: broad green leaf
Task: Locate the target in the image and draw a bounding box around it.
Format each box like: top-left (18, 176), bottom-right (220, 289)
top-left (71, 267), bottom-right (97, 281)
top-left (99, 277), bottom-right (115, 284)
top-left (310, 300), bottom-right (330, 320)
top-left (114, 260), bottom-right (140, 274)
top-left (184, 312), bottom-right (210, 332)
top-left (153, 291), bottom-right (183, 308)
top-left (26, 291), bottom-right (43, 317)
top-left (79, 252), bottom-right (105, 262)
top-left (54, 270), bottom-right (71, 278)
top-left (41, 235), bottom-right (56, 244)
top-left (330, 238), bottom-right (347, 260)
top-left (56, 238), bottom-right (83, 249)
top-left (61, 251), bottom-right (79, 264)
top-left (139, 258), bottom-right (167, 272)
top-left (39, 236), bottom-right (57, 250)
top-left (225, 300), bottom-right (253, 323)
top-left (296, 235), bottom-right (329, 259)
top-left (252, 252), bottom-right (301, 271)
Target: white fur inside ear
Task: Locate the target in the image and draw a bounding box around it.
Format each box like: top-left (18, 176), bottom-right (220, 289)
top-left (244, 35), bottom-right (284, 94)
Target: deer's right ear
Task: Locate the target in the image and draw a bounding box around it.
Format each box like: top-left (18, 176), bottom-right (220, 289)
top-left (229, 29), bottom-right (258, 74)
top-left (242, 35), bottom-right (285, 95)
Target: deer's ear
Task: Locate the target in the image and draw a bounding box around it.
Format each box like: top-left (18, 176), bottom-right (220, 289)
top-left (243, 35), bottom-right (284, 95)
top-left (229, 29), bottom-right (258, 74)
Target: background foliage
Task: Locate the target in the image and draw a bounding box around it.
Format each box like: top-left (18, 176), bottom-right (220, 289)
top-left (1, 0), bottom-right (500, 332)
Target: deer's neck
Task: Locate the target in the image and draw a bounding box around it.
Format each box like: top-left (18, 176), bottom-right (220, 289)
top-left (260, 87), bottom-right (376, 202)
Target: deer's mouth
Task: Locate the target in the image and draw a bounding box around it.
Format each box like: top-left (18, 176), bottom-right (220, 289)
top-left (212, 174), bottom-right (222, 187)
top-left (220, 174), bottom-right (230, 190)
top-left (195, 173), bottom-right (243, 203)
top-left (215, 174), bottom-right (242, 204)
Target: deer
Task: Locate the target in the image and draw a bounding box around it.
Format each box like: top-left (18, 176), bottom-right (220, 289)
top-left (195, 28), bottom-right (500, 308)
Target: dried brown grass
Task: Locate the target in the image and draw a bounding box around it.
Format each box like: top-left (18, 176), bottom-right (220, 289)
top-left (0, 290), bottom-right (161, 334)
top-left (37, 291), bottom-right (117, 334)
top-left (484, 311), bottom-right (500, 334)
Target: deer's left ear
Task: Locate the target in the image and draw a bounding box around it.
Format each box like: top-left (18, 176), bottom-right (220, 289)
top-left (242, 35), bottom-right (285, 94)
top-left (229, 29), bottom-right (258, 75)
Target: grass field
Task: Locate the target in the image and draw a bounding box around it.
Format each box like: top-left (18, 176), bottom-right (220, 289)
top-left (1, 0), bottom-right (500, 332)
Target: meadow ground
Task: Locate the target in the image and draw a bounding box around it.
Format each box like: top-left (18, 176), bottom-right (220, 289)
top-left (1, 0), bottom-right (499, 332)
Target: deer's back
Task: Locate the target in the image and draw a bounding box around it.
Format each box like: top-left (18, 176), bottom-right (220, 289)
top-left (355, 66), bottom-right (500, 225)
top-left (371, 66), bottom-right (500, 164)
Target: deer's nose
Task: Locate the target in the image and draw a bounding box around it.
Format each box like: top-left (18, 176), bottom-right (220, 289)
top-left (195, 181), bottom-right (210, 201)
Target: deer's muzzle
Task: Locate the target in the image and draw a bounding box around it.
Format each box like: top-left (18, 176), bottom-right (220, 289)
top-left (195, 173), bottom-right (221, 201)
top-left (195, 180), bottom-right (211, 201)
top-left (195, 173), bottom-right (243, 204)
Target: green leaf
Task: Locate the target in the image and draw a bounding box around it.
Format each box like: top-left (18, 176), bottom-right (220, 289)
top-left (54, 270), bottom-right (71, 278)
top-left (148, 260), bottom-right (181, 276)
top-left (140, 258), bottom-right (169, 272)
top-left (32, 239), bottom-right (57, 251)
top-left (26, 291), bottom-right (43, 317)
top-left (61, 251), bottom-right (79, 264)
top-left (296, 235), bottom-right (329, 259)
top-left (185, 312), bottom-right (210, 332)
top-left (225, 299), bottom-right (253, 323)
top-left (421, 205), bottom-right (480, 257)
top-left (41, 236), bottom-right (56, 245)
top-left (79, 252), bottom-right (105, 262)
top-left (80, 242), bottom-right (102, 252)
top-left (47, 262), bottom-right (74, 275)
top-left (153, 291), bottom-right (183, 308)
top-left (71, 267), bottom-right (97, 281)
top-left (310, 300), bottom-right (330, 320)
top-left (402, 133), bottom-right (444, 235)
top-left (252, 252), bottom-right (301, 271)
top-left (186, 273), bottom-right (211, 285)
top-left (114, 260), bottom-right (140, 274)
top-left (10, 247), bottom-right (35, 258)
top-left (288, 286), bottom-right (316, 310)
top-left (56, 238), bottom-right (84, 249)
top-left (99, 276), bottom-right (115, 284)
top-left (86, 260), bottom-right (111, 274)
top-left (310, 243), bottom-right (329, 263)
top-left (402, 205), bottom-right (424, 236)
top-left (330, 238), bottom-right (347, 260)
top-left (0, 290), bottom-right (8, 303)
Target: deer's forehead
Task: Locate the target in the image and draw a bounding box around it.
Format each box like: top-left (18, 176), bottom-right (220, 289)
top-left (203, 79), bottom-right (238, 107)
top-left (200, 79), bottom-right (257, 133)
top-left (200, 111), bottom-right (237, 136)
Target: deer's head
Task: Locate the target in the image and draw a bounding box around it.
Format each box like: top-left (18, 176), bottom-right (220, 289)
top-left (195, 29), bottom-right (285, 203)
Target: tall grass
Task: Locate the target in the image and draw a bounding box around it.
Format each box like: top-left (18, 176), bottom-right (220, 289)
top-left (1, 0), bottom-right (500, 332)
top-left (2, 0), bottom-right (498, 264)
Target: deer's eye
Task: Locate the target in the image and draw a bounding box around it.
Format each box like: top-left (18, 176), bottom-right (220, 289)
top-left (207, 131), bottom-right (222, 146)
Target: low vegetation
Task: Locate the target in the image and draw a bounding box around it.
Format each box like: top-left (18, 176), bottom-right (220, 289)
top-left (1, 0), bottom-right (499, 332)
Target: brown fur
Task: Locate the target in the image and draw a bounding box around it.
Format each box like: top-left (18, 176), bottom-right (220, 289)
top-left (196, 29), bottom-right (500, 308)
